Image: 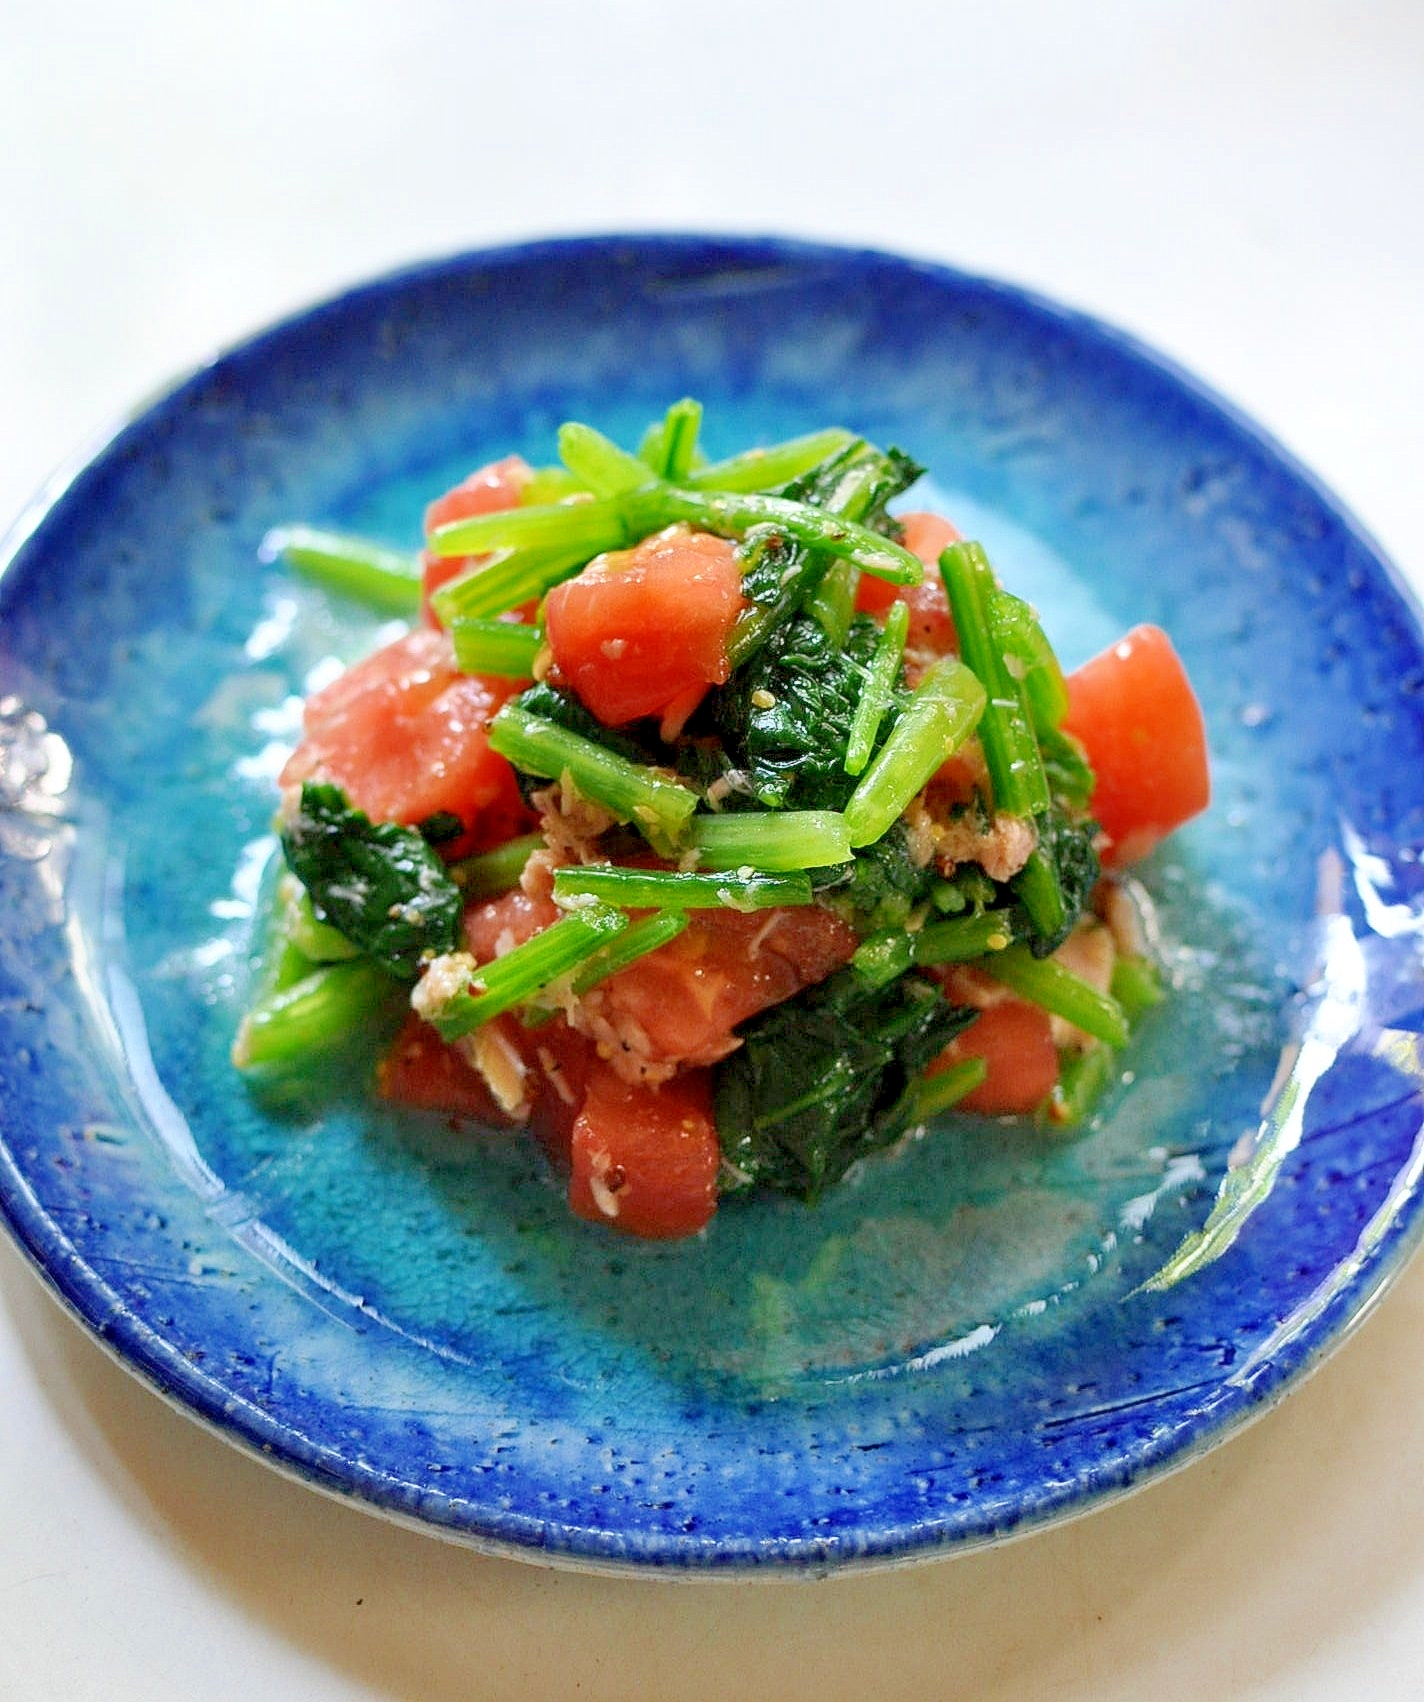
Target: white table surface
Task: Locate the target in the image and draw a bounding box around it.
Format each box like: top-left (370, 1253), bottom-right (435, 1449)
top-left (2, 3), bottom-right (1422, 1697)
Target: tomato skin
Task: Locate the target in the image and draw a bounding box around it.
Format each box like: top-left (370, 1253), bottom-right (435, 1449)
top-left (854, 510), bottom-right (960, 653)
top-left (522, 1017), bottom-right (596, 1167)
top-left (420, 456), bottom-right (531, 626)
top-left (930, 998), bottom-right (1059, 1116)
top-left (592, 903), bottom-right (858, 1069)
top-left (568, 1065), bottom-right (720, 1238)
top-left (377, 1011), bottom-right (514, 1123)
top-left (1062, 624), bottom-right (1209, 868)
top-left (280, 627), bottom-right (531, 856)
top-left (461, 884), bottom-right (560, 963)
top-left (377, 1002), bottom-right (595, 1165)
top-left (544, 526), bottom-right (746, 728)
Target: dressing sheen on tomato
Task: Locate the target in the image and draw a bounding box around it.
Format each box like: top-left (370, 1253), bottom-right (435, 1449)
top-left (568, 1065), bottom-right (721, 1239)
top-left (854, 509), bottom-right (960, 653)
top-left (420, 455), bottom-right (531, 625)
top-left (543, 526), bottom-right (746, 729)
top-left (1062, 623), bottom-right (1210, 868)
top-left (280, 627), bottom-right (530, 856)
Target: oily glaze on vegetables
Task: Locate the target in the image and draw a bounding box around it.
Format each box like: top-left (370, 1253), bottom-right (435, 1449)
top-left (235, 402), bottom-right (1210, 1239)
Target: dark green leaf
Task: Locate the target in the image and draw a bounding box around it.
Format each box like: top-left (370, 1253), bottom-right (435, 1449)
top-left (417, 810), bottom-right (465, 846)
top-left (709, 614), bottom-right (890, 811)
top-left (1009, 806), bottom-right (1100, 957)
top-left (509, 681), bottom-right (657, 764)
top-left (281, 783), bottom-right (463, 982)
top-left (505, 680), bottom-right (660, 807)
top-left (814, 820), bottom-right (937, 930)
top-left (727, 439), bottom-right (924, 668)
top-left (780, 440), bottom-right (924, 537)
top-left (714, 969), bottom-right (973, 1201)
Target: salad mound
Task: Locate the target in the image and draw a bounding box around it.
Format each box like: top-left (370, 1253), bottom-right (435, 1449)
top-left (235, 403), bottom-right (1210, 1239)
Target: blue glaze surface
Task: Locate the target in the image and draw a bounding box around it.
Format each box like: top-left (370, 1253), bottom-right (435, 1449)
top-left (2, 235), bottom-right (1424, 1572)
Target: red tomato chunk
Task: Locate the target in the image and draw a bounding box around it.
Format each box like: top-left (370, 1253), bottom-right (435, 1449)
top-left (929, 998), bottom-right (1060, 1117)
top-left (280, 627), bottom-right (530, 856)
top-left (589, 904), bottom-right (858, 1070)
top-left (377, 1011), bottom-right (511, 1123)
top-left (544, 526), bottom-right (746, 729)
top-left (462, 887), bottom-right (857, 1076)
top-left (380, 890), bottom-right (858, 1235)
top-left (420, 455), bottom-right (531, 626)
top-left (854, 509), bottom-right (960, 654)
top-left (375, 997), bottom-right (721, 1238)
top-left (521, 1016), bottom-right (597, 1166)
top-left (461, 884), bottom-right (560, 963)
top-left (1063, 623), bottom-right (1210, 868)
top-left (568, 1065), bottom-right (720, 1239)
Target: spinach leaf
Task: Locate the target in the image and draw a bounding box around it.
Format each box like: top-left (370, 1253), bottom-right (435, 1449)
top-left (709, 613), bottom-right (889, 811)
top-left (1009, 805), bottom-right (1101, 958)
top-left (782, 439), bottom-right (924, 537)
top-left (814, 820), bottom-right (937, 930)
top-left (731, 440), bottom-right (925, 665)
top-left (671, 735), bottom-right (757, 803)
top-left (417, 810), bottom-right (466, 846)
top-left (715, 968), bottom-right (973, 1201)
top-left (510, 681), bottom-right (656, 763)
top-left (281, 782), bottom-right (462, 981)
top-left (503, 680), bottom-right (662, 806)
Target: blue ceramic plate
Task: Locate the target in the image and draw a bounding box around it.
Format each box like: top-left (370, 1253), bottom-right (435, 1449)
top-left (3, 235), bottom-right (1424, 1574)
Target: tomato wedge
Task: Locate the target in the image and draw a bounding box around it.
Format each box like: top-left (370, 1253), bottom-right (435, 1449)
top-left (589, 904), bottom-right (858, 1068)
top-left (461, 884), bottom-right (560, 963)
top-left (420, 455), bottom-right (531, 625)
top-left (544, 526), bottom-right (746, 729)
top-left (377, 984), bottom-right (721, 1237)
top-left (377, 1011), bottom-right (513, 1123)
top-left (376, 1002), bottom-right (595, 1165)
top-left (854, 509), bottom-right (959, 653)
top-left (464, 887), bottom-right (856, 1074)
top-left (280, 627), bottom-right (530, 856)
top-left (522, 1017), bottom-right (597, 1166)
top-left (568, 1064), bottom-right (720, 1239)
top-left (1063, 623), bottom-right (1209, 867)
top-left (929, 998), bottom-right (1059, 1116)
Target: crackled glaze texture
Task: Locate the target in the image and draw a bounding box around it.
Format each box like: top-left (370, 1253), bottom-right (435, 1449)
top-left (2, 236), bottom-right (1424, 1572)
